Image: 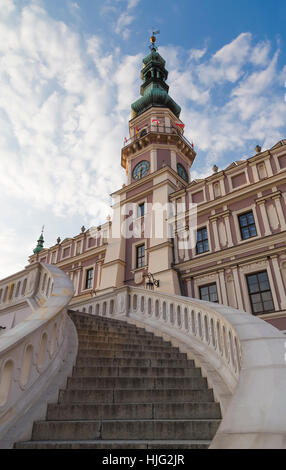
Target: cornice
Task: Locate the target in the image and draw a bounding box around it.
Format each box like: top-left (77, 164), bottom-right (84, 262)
top-left (177, 231), bottom-right (286, 275)
top-left (255, 190), bottom-right (282, 205)
top-left (147, 241), bottom-right (173, 253)
top-left (55, 246), bottom-right (106, 268)
top-left (170, 170), bottom-right (286, 214)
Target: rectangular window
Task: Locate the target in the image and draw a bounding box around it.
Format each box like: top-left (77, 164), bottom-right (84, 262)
top-left (246, 271), bottom-right (274, 315)
top-left (62, 246), bottom-right (71, 258)
top-left (196, 227), bottom-right (209, 254)
top-left (76, 241), bottom-right (81, 255)
top-left (137, 203), bottom-right (145, 218)
top-left (85, 268), bottom-right (94, 290)
top-left (239, 211), bottom-right (257, 240)
top-left (199, 283), bottom-right (218, 303)
top-left (136, 244), bottom-right (145, 269)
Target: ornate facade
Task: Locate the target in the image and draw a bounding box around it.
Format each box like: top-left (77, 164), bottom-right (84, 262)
top-left (29, 41), bottom-right (286, 332)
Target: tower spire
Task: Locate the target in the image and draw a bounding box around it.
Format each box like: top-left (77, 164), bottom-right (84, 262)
top-left (131, 34), bottom-right (181, 119)
top-left (33, 226), bottom-right (45, 255)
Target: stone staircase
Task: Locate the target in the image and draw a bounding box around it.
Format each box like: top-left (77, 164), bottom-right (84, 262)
top-left (15, 310), bottom-right (221, 449)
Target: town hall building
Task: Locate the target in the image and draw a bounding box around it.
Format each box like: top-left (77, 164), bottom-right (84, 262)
top-left (30, 35), bottom-right (286, 332)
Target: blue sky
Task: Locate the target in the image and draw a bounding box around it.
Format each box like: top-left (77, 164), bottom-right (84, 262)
top-left (0, 0), bottom-right (286, 278)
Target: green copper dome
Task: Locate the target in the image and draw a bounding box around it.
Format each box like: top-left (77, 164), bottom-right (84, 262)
top-left (131, 46), bottom-right (181, 118)
top-left (33, 233), bottom-right (44, 255)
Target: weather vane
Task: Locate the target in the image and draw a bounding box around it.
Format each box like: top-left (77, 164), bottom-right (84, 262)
top-left (150, 29), bottom-right (160, 50)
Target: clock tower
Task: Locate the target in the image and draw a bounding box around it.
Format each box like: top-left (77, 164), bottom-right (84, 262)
top-left (99, 35), bottom-right (196, 295)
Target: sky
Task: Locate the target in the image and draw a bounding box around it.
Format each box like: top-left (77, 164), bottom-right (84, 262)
top-left (0, 0), bottom-right (286, 278)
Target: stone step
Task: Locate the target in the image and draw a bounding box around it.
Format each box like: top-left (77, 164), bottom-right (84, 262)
top-left (70, 316), bottom-right (144, 330)
top-left (74, 325), bottom-right (146, 335)
top-left (77, 349), bottom-right (187, 360)
top-left (31, 419), bottom-right (220, 441)
top-left (72, 366), bottom-right (202, 378)
top-left (76, 329), bottom-right (155, 339)
top-left (66, 376), bottom-right (208, 390)
top-left (15, 439), bottom-right (210, 449)
top-left (58, 388), bottom-right (215, 405)
top-left (77, 334), bottom-right (169, 346)
top-left (75, 357), bottom-right (195, 368)
top-left (47, 402), bottom-right (221, 421)
top-left (77, 342), bottom-right (180, 352)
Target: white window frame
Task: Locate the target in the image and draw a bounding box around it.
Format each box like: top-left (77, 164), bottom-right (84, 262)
top-left (233, 205), bottom-right (261, 244)
top-left (132, 240), bottom-right (147, 271)
top-left (81, 264), bottom-right (95, 292)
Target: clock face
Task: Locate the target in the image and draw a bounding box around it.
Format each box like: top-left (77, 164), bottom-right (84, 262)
top-left (177, 163), bottom-right (188, 183)
top-left (132, 160), bottom-right (150, 180)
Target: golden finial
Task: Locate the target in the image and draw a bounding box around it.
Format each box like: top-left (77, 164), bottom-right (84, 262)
top-left (150, 30), bottom-right (160, 49)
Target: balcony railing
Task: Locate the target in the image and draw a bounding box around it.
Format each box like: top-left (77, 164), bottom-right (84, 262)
top-left (123, 124), bottom-right (194, 150)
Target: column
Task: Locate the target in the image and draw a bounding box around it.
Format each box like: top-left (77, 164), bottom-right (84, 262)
top-left (265, 158), bottom-right (273, 177)
top-left (270, 256), bottom-right (286, 310)
top-left (257, 200), bottom-right (271, 236)
top-left (251, 164), bottom-right (259, 182)
top-left (273, 195), bottom-right (286, 231)
top-left (266, 263), bottom-right (279, 311)
top-left (239, 270), bottom-right (252, 314)
top-left (75, 269), bottom-right (81, 296)
top-left (232, 266), bottom-right (244, 311)
top-left (223, 214), bottom-right (234, 248)
top-left (150, 149), bottom-right (157, 172)
top-left (96, 260), bottom-right (104, 290)
top-left (186, 279), bottom-right (193, 298)
top-left (171, 151), bottom-right (177, 171)
top-left (211, 218), bottom-right (220, 252)
top-left (173, 234), bottom-right (180, 264)
top-left (218, 270), bottom-right (228, 305)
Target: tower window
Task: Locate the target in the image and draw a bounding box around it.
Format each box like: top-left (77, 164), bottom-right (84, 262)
top-left (199, 283), bottom-right (218, 303)
top-left (85, 268), bottom-right (94, 290)
top-left (137, 203), bottom-right (145, 218)
top-left (196, 227), bottom-right (209, 254)
top-left (246, 271), bottom-right (274, 315)
top-left (136, 244), bottom-right (145, 269)
top-left (239, 211), bottom-right (257, 240)
top-left (177, 163), bottom-right (188, 183)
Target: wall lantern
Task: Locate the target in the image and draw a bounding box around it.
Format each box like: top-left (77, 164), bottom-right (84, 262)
top-left (144, 272), bottom-right (160, 290)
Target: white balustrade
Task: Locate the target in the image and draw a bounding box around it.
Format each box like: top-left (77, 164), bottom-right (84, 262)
top-left (0, 263), bottom-right (75, 448)
top-left (72, 285), bottom-right (286, 449)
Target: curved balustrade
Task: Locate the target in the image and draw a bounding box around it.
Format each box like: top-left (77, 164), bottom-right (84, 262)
top-left (0, 263), bottom-right (56, 329)
top-left (73, 285), bottom-right (286, 448)
top-left (0, 264), bottom-right (75, 448)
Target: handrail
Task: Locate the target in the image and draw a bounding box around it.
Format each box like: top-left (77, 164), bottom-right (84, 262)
top-left (123, 124), bottom-right (194, 150)
top-left (0, 263), bottom-right (42, 313)
top-left (71, 285), bottom-right (286, 449)
top-left (0, 264), bottom-right (75, 446)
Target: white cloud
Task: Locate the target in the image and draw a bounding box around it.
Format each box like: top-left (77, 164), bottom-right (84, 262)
top-left (113, 0), bottom-right (140, 39)
top-left (0, 0), bottom-right (16, 18)
top-left (189, 47), bottom-right (207, 61)
top-left (198, 33), bottom-right (252, 85)
top-left (250, 40), bottom-right (271, 65)
top-left (0, 3), bottom-right (140, 234)
top-left (162, 34), bottom-right (285, 168)
top-left (127, 0), bottom-right (140, 9)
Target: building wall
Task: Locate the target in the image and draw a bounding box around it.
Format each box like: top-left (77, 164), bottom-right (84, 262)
top-left (171, 143), bottom-right (286, 327)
